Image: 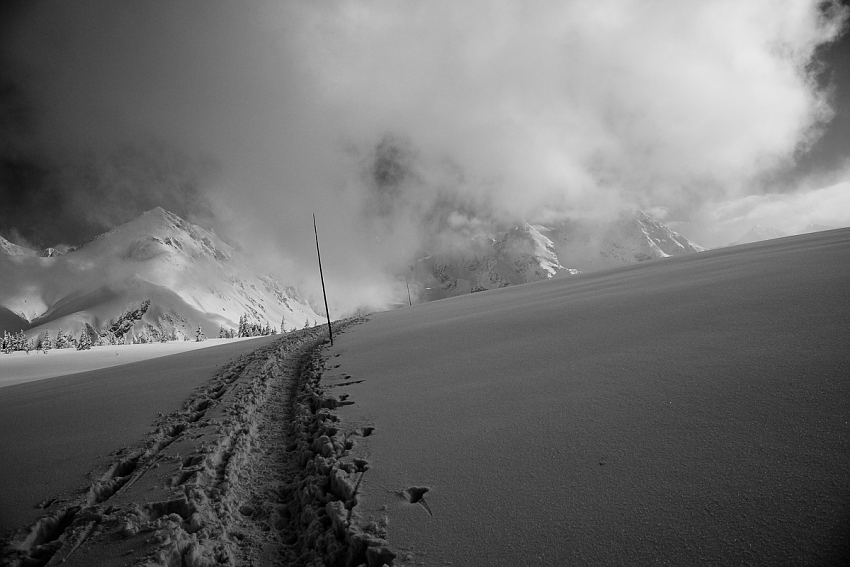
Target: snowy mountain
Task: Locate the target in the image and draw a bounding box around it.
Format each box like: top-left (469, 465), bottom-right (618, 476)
top-left (412, 210), bottom-right (703, 301)
top-left (0, 207), bottom-right (322, 341)
top-left (0, 235), bottom-right (37, 257)
top-left (729, 225), bottom-right (789, 246)
top-left (545, 210), bottom-right (704, 269)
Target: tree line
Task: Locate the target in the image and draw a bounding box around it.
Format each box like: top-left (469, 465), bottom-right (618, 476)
top-left (2, 309), bottom-right (316, 355)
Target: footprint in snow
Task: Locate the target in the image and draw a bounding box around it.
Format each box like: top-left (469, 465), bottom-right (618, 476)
top-left (400, 486), bottom-right (433, 517)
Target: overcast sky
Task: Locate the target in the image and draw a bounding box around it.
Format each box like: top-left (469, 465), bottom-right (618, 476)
top-left (1, 0), bottom-right (848, 309)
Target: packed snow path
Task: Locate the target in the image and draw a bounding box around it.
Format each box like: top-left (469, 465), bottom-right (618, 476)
top-left (0, 323), bottom-right (392, 567)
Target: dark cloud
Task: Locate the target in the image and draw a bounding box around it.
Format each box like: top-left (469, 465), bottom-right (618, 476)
top-left (0, 137), bottom-right (218, 249)
top-left (0, 2), bottom-right (220, 249)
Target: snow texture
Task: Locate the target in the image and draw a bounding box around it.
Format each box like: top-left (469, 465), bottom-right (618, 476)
top-left (330, 227), bottom-right (850, 565)
top-left (0, 323), bottom-right (393, 567)
top-left (2, 228), bottom-right (847, 566)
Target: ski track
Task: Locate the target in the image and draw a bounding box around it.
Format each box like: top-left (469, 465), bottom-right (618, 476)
top-left (0, 318), bottom-right (395, 567)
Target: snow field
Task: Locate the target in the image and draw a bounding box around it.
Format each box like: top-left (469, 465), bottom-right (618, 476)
top-left (329, 228), bottom-right (850, 565)
top-left (0, 337), bottom-right (262, 388)
top-left (1, 322), bottom-right (394, 567)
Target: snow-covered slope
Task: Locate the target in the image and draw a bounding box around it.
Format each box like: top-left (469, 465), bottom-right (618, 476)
top-left (333, 227), bottom-right (850, 566)
top-left (0, 236), bottom-right (37, 257)
top-left (412, 210), bottom-right (702, 301)
top-left (0, 208), bottom-right (322, 341)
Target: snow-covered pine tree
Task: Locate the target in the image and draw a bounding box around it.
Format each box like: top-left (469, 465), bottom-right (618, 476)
top-left (84, 331), bottom-right (91, 350)
top-left (2, 331), bottom-right (10, 354)
top-left (196, 325), bottom-right (206, 342)
top-left (42, 329), bottom-right (52, 353)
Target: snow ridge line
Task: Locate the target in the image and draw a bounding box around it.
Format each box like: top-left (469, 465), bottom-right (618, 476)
top-left (273, 321), bottom-right (396, 567)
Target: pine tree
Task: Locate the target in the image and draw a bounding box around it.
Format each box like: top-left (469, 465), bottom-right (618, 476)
top-left (77, 330), bottom-right (92, 350)
top-left (25, 339), bottom-right (33, 354)
top-left (42, 329), bottom-right (53, 354)
top-left (2, 331), bottom-right (10, 354)
top-left (196, 325), bottom-right (206, 342)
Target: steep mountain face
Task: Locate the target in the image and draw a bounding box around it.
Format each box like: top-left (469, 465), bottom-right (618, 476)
top-left (729, 225), bottom-right (788, 246)
top-left (411, 210), bottom-right (703, 301)
top-left (0, 236), bottom-right (37, 257)
top-left (0, 208), bottom-right (321, 340)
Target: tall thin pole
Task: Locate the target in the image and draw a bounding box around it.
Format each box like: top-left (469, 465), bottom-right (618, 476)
top-left (313, 213), bottom-right (333, 345)
top-left (406, 280), bottom-right (412, 306)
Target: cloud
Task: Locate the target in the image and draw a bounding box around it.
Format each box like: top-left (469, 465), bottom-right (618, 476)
top-left (1, 0), bottom-right (847, 313)
top-left (280, 0), bottom-right (844, 207)
top-left (709, 179), bottom-right (850, 240)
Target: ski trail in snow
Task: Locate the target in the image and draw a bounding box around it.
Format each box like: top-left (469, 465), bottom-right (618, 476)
top-left (0, 318), bottom-right (392, 567)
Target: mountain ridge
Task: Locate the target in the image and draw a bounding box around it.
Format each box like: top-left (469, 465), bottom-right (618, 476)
top-left (0, 208), bottom-right (322, 341)
top-left (411, 209), bottom-right (704, 301)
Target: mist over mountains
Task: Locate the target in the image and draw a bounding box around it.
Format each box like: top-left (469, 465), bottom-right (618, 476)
top-left (1, 204), bottom-right (711, 340)
top-left (0, 207), bottom-right (322, 341)
top-left (409, 210), bottom-right (703, 302)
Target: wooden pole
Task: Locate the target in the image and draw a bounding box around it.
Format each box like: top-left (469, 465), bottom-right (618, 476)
top-left (406, 280), bottom-right (412, 306)
top-left (313, 213), bottom-right (333, 345)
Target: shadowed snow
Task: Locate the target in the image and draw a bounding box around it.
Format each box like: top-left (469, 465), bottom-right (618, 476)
top-left (330, 227), bottom-right (850, 565)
